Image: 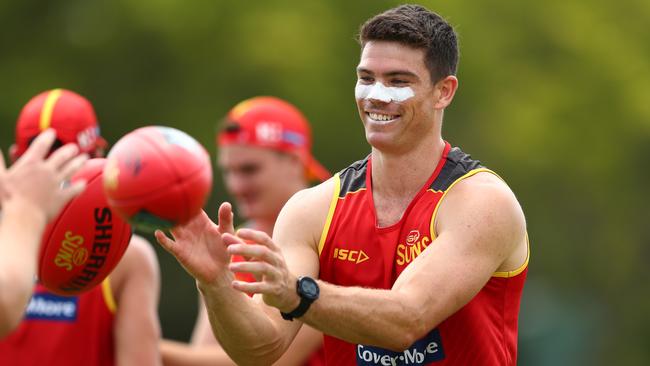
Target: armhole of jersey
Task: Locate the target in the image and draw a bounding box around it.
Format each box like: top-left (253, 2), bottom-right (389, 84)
top-left (427, 168), bottom-right (530, 279)
top-left (101, 277), bottom-right (117, 314)
top-left (493, 232), bottom-right (530, 278)
top-left (429, 168), bottom-right (498, 240)
top-left (318, 173), bottom-right (341, 256)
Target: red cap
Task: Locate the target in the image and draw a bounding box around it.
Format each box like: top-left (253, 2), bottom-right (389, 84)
top-left (217, 96), bottom-right (331, 182)
top-left (13, 89), bottom-right (108, 158)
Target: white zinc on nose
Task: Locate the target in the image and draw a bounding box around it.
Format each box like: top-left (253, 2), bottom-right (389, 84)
top-left (355, 81), bottom-right (414, 103)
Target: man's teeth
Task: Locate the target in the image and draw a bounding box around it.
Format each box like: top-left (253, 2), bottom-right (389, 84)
top-left (368, 113), bottom-right (396, 122)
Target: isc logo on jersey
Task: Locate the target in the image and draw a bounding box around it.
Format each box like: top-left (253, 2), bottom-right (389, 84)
top-left (24, 293), bottom-right (79, 322)
top-left (356, 329), bottom-right (445, 365)
top-left (333, 247), bottom-right (369, 264)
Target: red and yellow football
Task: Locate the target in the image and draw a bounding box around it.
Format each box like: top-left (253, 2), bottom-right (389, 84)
top-left (38, 158), bottom-right (132, 296)
top-left (102, 126), bottom-right (212, 231)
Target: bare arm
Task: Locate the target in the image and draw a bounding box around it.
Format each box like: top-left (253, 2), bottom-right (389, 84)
top-left (229, 173), bottom-right (527, 351)
top-left (160, 294), bottom-right (322, 366)
top-left (0, 197), bottom-right (47, 336)
top-left (0, 131), bottom-right (87, 336)
top-left (112, 235), bottom-right (162, 366)
top-left (155, 205), bottom-right (289, 366)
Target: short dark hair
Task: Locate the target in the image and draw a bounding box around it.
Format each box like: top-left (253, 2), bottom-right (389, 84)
top-left (358, 4), bottom-right (459, 83)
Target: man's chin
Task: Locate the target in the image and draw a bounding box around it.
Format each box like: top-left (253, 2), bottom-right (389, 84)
top-left (235, 203), bottom-right (255, 219)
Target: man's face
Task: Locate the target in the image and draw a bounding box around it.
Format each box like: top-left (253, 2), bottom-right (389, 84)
top-left (218, 145), bottom-right (302, 222)
top-left (355, 41), bottom-right (439, 153)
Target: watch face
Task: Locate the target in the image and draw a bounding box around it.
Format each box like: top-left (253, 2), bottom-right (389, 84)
top-left (299, 277), bottom-right (320, 299)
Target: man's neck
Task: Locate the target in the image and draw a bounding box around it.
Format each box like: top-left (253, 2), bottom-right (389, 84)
top-left (371, 136), bottom-right (446, 198)
top-left (370, 136), bottom-right (446, 227)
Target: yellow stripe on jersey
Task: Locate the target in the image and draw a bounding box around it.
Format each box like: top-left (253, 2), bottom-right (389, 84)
top-left (493, 232), bottom-right (530, 278)
top-left (341, 187), bottom-right (367, 197)
top-left (39, 89), bottom-right (63, 130)
top-left (101, 277), bottom-right (117, 313)
top-left (429, 168), bottom-right (497, 240)
top-left (318, 174), bottom-right (341, 256)
top-left (427, 168), bottom-right (529, 278)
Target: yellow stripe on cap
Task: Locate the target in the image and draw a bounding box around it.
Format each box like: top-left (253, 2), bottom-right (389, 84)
top-left (39, 89), bottom-right (63, 130)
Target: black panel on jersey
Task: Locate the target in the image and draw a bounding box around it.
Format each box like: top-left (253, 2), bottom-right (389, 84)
top-left (430, 147), bottom-right (483, 192)
top-left (337, 157), bottom-right (369, 198)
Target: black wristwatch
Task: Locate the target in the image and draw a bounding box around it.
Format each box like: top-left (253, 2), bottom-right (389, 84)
top-left (281, 276), bottom-right (320, 321)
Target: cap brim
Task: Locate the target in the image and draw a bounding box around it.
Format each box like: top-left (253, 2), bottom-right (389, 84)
top-left (305, 156), bottom-right (331, 182)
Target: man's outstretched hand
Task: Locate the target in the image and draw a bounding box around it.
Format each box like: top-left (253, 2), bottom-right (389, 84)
top-left (155, 202), bottom-right (236, 285)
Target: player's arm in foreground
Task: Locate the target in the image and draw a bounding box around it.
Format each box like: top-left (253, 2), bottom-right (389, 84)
top-left (111, 234), bottom-right (163, 366)
top-left (160, 301), bottom-right (322, 366)
top-left (0, 130), bottom-right (87, 337)
top-left (155, 203), bottom-right (305, 366)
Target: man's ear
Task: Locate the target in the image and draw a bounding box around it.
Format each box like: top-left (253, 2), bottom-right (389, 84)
top-left (284, 151), bottom-right (307, 180)
top-left (9, 144), bottom-right (18, 163)
top-left (433, 75), bottom-right (459, 110)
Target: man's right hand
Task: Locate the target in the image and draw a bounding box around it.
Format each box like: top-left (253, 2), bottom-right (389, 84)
top-left (155, 202), bottom-right (235, 285)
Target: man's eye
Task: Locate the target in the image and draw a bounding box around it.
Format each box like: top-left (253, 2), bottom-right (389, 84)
top-left (392, 79), bottom-right (408, 85)
top-left (240, 165), bottom-right (260, 175)
top-left (358, 76), bottom-right (374, 83)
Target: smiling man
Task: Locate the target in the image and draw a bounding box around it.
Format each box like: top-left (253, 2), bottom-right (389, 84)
top-left (157, 5), bottom-right (529, 366)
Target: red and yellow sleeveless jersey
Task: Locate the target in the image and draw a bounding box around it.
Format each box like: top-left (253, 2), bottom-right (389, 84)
top-left (318, 142), bottom-right (528, 366)
top-left (0, 280), bottom-right (116, 366)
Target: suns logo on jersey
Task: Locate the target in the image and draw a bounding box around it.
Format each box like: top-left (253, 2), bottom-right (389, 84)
top-left (406, 230), bottom-right (420, 246)
top-left (396, 233), bottom-right (431, 266)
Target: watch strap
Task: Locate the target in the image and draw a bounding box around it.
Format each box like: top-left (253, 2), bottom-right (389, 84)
top-left (280, 296), bottom-right (314, 321)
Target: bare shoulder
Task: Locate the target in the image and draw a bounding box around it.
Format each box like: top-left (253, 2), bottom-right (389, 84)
top-left (274, 176), bottom-right (338, 250)
top-left (437, 171), bottom-right (527, 271)
top-left (110, 234), bottom-right (160, 296)
top-left (117, 234), bottom-right (160, 272)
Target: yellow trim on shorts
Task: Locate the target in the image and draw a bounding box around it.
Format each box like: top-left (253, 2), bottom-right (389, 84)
top-left (39, 89), bottom-right (63, 130)
top-left (101, 277), bottom-right (117, 313)
top-left (318, 174), bottom-right (340, 255)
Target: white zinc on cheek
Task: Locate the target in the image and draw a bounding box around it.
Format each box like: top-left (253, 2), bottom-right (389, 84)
top-left (354, 81), bottom-right (415, 103)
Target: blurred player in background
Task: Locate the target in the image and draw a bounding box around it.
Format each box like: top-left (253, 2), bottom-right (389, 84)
top-left (160, 96), bottom-right (327, 366)
top-left (0, 129), bottom-right (87, 337)
top-left (0, 89), bottom-right (162, 365)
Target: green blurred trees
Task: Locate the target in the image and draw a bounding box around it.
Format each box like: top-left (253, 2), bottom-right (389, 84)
top-left (1, 1), bottom-right (648, 364)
